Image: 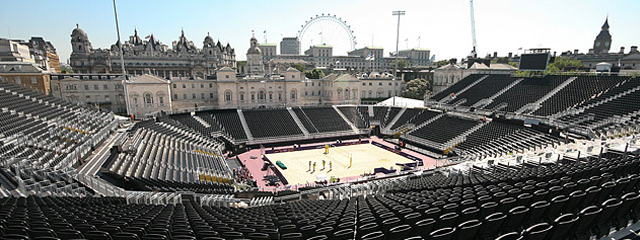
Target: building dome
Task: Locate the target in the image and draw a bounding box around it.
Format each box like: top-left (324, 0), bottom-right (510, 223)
top-left (71, 24), bottom-right (87, 37)
top-left (247, 46), bottom-right (261, 55)
top-left (247, 36), bottom-right (261, 55)
top-left (203, 33), bottom-right (215, 47)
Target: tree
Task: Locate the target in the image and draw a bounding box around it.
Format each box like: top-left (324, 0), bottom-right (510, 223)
top-left (304, 69), bottom-right (325, 79)
top-left (391, 59), bottom-right (409, 70)
top-left (236, 61), bottom-right (247, 73)
top-left (60, 65), bottom-right (73, 73)
top-left (434, 59), bottom-right (450, 66)
top-left (401, 78), bottom-right (430, 100)
top-left (545, 57), bottom-right (582, 74)
top-left (293, 63), bottom-right (306, 72)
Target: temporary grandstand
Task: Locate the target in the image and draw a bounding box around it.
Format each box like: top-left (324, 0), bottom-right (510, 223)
top-left (0, 73), bottom-right (639, 240)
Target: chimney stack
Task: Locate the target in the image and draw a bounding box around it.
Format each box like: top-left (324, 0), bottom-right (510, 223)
top-left (630, 46), bottom-right (638, 53)
top-left (508, 52), bottom-right (513, 58)
top-left (493, 52), bottom-right (497, 58)
top-left (574, 49), bottom-right (579, 55)
top-left (620, 46), bottom-right (626, 54)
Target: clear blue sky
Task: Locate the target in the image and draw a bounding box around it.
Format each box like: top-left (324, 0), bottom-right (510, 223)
top-left (1, 0), bottom-right (638, 63)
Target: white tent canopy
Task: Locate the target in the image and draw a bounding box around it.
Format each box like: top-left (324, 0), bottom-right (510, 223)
top-left (375, 96), bottom-right (424, 108)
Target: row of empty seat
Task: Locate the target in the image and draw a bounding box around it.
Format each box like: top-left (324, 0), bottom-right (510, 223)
top-left (292, 107), bottom-right (352, 134)
top-left (104, 120), bottom-right (233, 194)
top-left (408, 115), bottom-right (480, 150)
top-left (0, 81), bottom-right (115, 169)
top-left (455, 121), bottom-right (560, 157)
top-left (3, 150), bottom-right (637, 239)
top-left (532, 75), bottom-right (626, 116)
top-left (242, 109), bottom-right (303, 139)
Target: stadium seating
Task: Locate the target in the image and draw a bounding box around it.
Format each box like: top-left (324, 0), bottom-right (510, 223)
top-left (104, 120), bottom-right (233, 194)
top-left (559, 82), bottom-right (640, 129)
top-left (372, 106), bottom-right (388, 124)
top-left (242, 109), bottom-right (303, 139)
top-left (451, 74), bottom-right (514, 107)
top-left (0, 82), bottom-right (115, 169)
top-left (408, 115), bottom-right (479, 145)
top-left (180, 109), bottom-right (248, 141)
top-left (533, 76), bottom-right (626, 116)
top-left (0, 151), bottom-right (636, 240)
top-left (2, 73), bottom-right (640, 240)
top-left (358, 106), bottom-right (371, 125)
top-left (293, 107), bottom-right (352, 133)
top-left (337, 106), bottom-right (368, 129)
top-left (170, 113), bottom-right (220, 138)
top-left (381, 107), bottom-right (402, 128)
top-left (484, 75), bottom-right (569, 112)
top-left (455, 121), bottom-right (560, 157)
top-left (430, 74), bottom-right (486, 101)
top-left (390, 108), bottom-right (423, 130)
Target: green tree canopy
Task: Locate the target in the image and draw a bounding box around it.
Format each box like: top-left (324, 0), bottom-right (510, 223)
top-left (60, 65), bottom-right (73, 73)
top-left (391, 59), bottom-right (409, 70)
top-left (545, 57), bottom-right (582, 73)
top-left (304, 69), bottom-right (325, 79)
top-left (401, 78), bottom-right (430, 100)
top-left (294, 63), bottom-right (306, 72)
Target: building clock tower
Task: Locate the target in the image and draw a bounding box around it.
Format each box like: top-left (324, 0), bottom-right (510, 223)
top-left (593, 17), bottom-right (612, 54)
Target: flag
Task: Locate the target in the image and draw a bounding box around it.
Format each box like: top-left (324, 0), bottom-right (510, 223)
top-left (365, 53), bottom-right (372, 61)
top-left (370, 54), bottom-right (375, 61)
top-left (518, 47), bottom-right (523, 50)
top-left (145, 35), bottom-right (151, 39)
top-left (430, 55), bottom-right (436, 62)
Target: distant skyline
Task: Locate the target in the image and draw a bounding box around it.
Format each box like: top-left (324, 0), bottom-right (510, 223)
top-left (1, 0), bottom-right (639, 63)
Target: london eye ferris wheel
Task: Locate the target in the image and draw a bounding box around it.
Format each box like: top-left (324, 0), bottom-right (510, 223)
top-left (297, 14), bottom-right (357, 55)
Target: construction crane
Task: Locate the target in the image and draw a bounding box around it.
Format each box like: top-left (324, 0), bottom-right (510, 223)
top-left (469, 0), bottom-right (477, 58)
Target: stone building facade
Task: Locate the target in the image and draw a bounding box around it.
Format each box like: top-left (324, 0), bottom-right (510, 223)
top-left (46, 35), bottom-right (406, 117)
top-left (0, 62), bottom-right (52, 95)
top-left (271, 45), bottom-right (431, 72)
top-left (0, 37), bottom-right (60, 73)
top-left (69, 25), bottom-right (236, 78)
top-left (50, 73), bottom-right (126, 113)
top-left (123, 74), bottom-right (173, 118)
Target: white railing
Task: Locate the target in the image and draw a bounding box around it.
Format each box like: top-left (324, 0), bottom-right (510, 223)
top-left (125, 191), bottom-right (182, 205)
top-left (75, 174), bottom-right (126, 197)
top-left (200, 194), bottom-right (238, 207)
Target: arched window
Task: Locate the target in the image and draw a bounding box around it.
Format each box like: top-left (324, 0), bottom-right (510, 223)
top-left (290, 90), bottom-right (297, 101)
top-left (344, 89), bottom-right (350, 100)
top-left (144, 93), bottom-right (153, 106)
top-left (259, 90), bottom-right (265, 101)
top-left (225, 91), bottom-right (232, 102)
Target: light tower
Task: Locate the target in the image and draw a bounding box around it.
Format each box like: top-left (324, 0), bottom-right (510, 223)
top-left (469, 0), bottom-right (477, 58)
top-left (112, 0), bottom-right (131, 116)
top-left (392, 10), bottom-right (405, 106)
